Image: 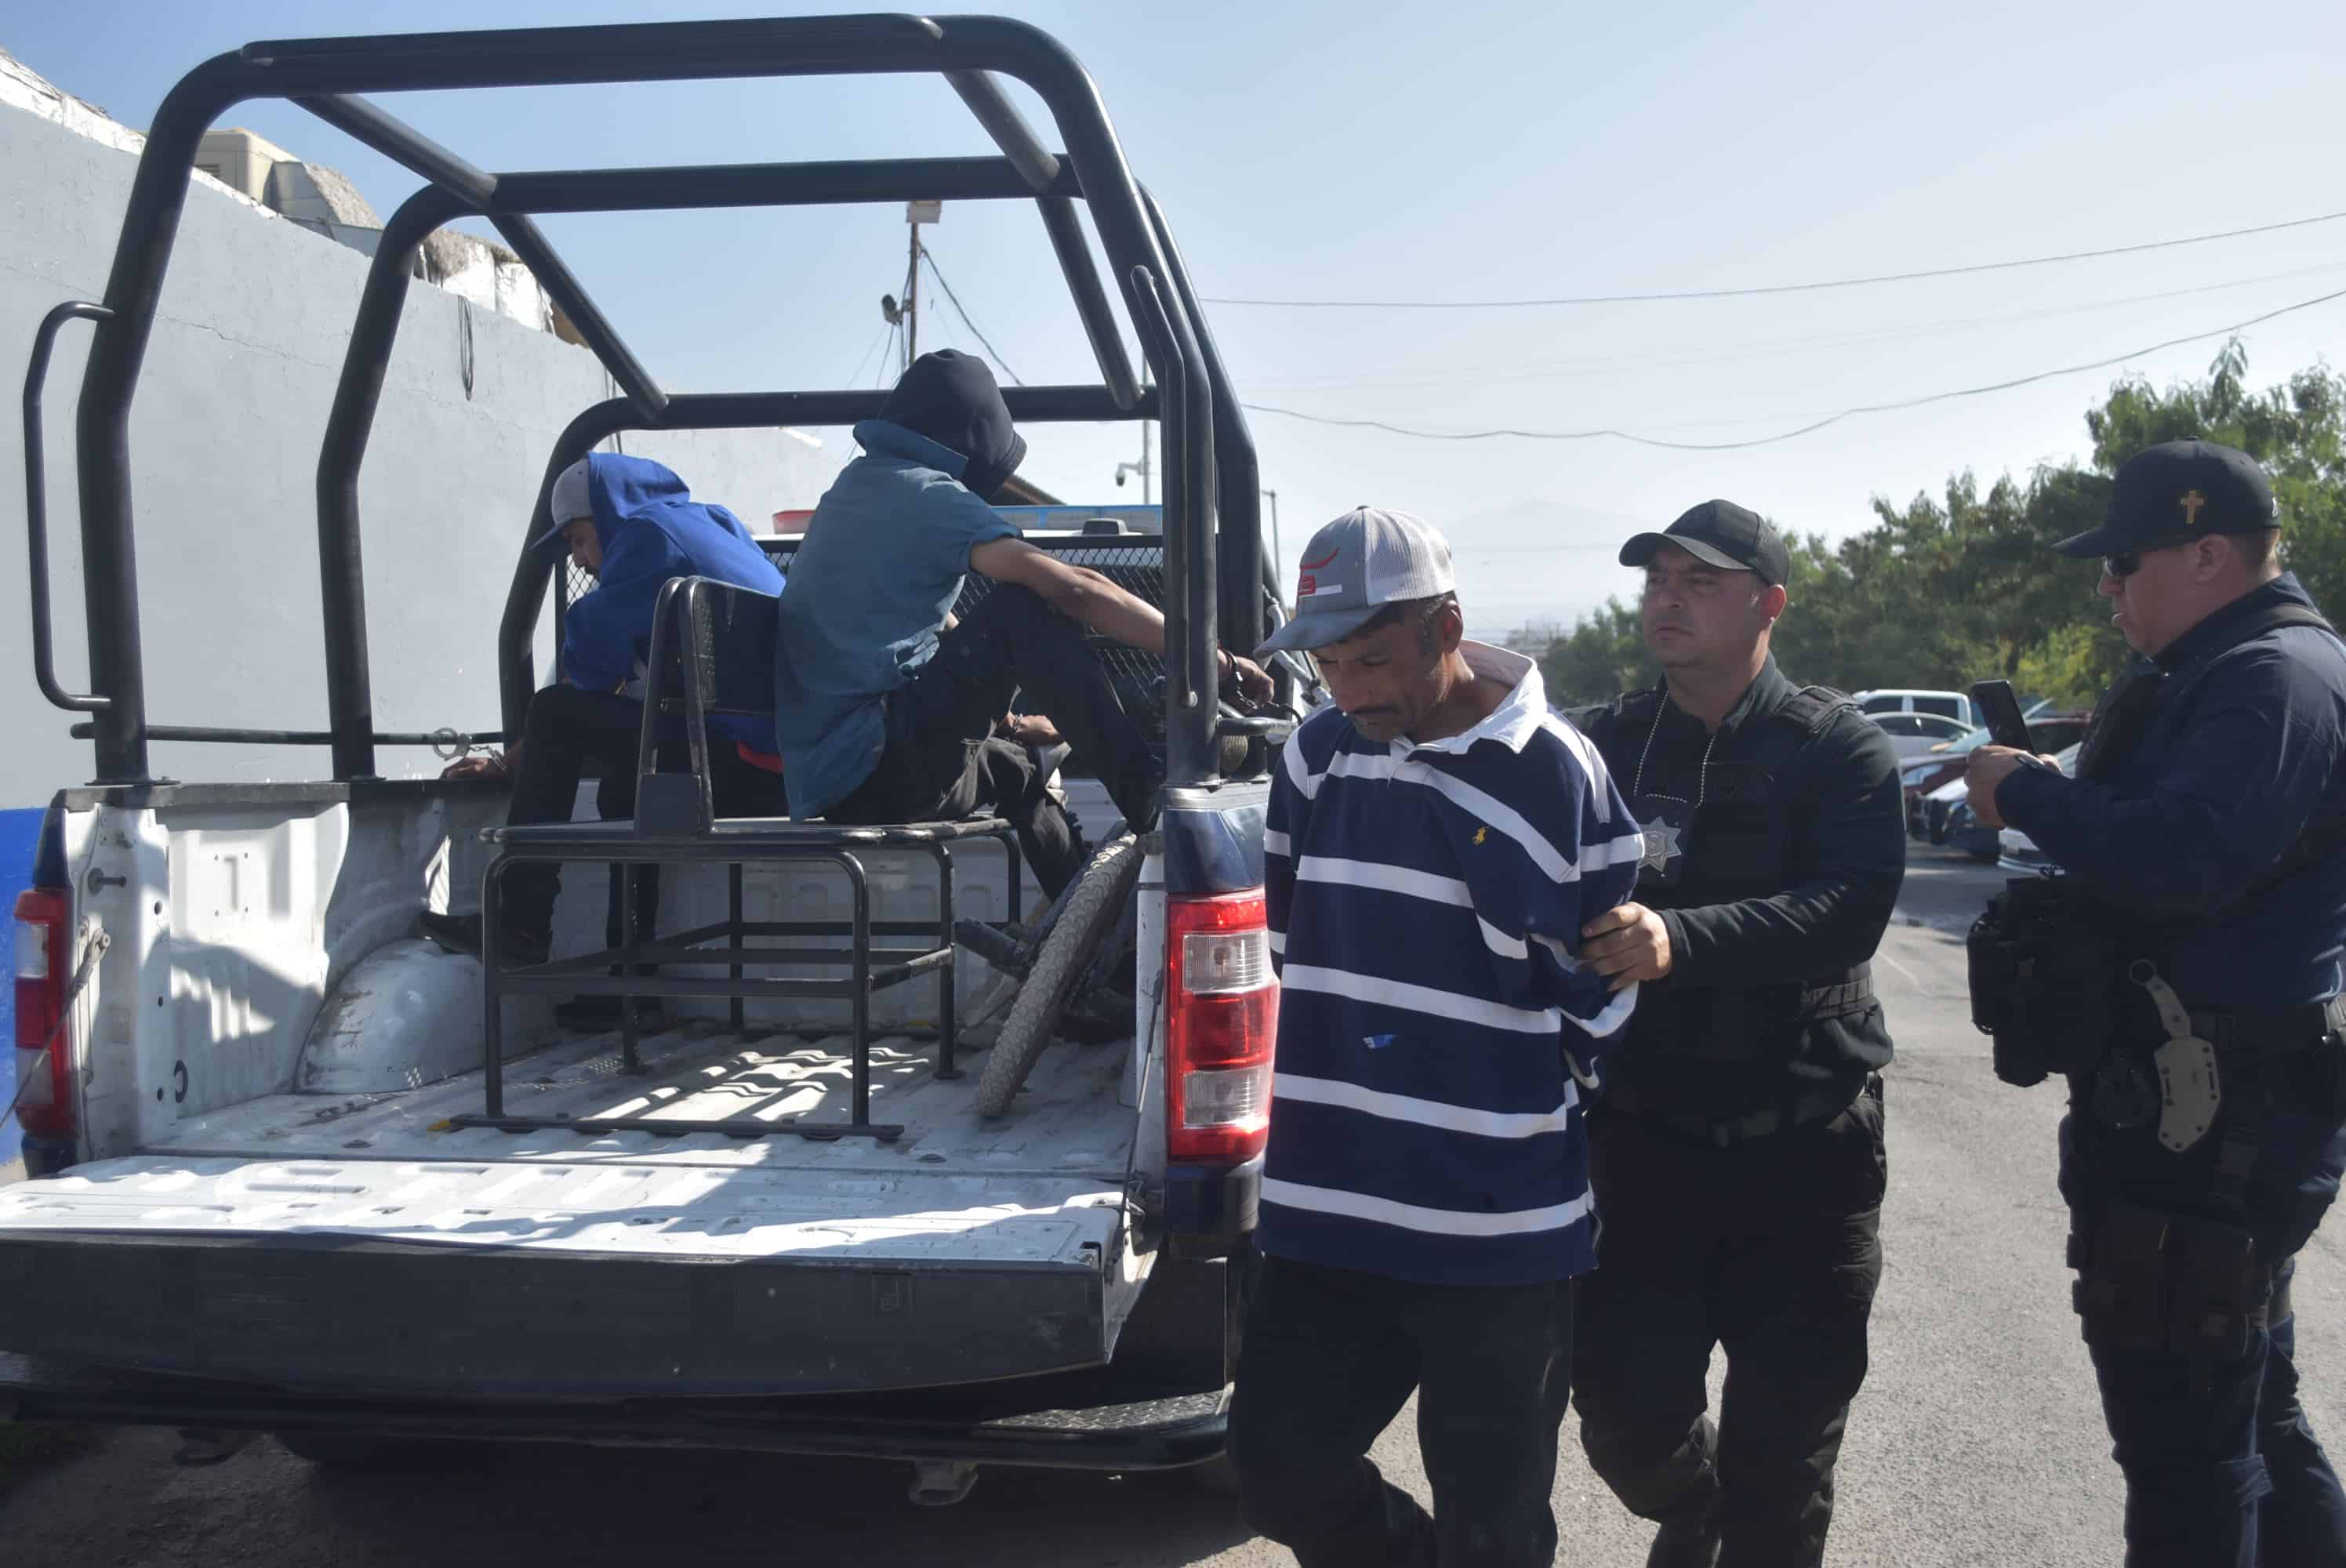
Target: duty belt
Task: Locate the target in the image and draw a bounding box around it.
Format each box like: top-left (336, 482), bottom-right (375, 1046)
top-left (1601, 1073), bottom-right (1876, 1149)
top-left (1799, 975), bottom-right (1879, 1022)
top-left (2184, 996), bottom-right (2346, 1055)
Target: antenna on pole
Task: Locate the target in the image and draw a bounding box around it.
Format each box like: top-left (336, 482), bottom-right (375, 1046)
top-left (881, 202), bottom-right (942, 383)
top-left (904, 200), bottom-right (940, 374)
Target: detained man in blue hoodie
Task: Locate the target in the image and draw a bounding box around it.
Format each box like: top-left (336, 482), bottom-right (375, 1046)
top-left (424, 453), bottom-right (786, 971)
top-left (775, 350), bottom-right (1272, 897)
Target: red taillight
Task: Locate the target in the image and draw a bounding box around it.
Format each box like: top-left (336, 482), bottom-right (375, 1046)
top-left (13, 888), bottom-right (72, 1140)
top-left (1165, 890), bottom-right (1277, 1165)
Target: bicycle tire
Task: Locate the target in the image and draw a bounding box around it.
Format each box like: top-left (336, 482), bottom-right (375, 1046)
top-left (976, 833), bottom-right (1144, 1117)
top-left (953, 842), bottom-right (1096, 1045)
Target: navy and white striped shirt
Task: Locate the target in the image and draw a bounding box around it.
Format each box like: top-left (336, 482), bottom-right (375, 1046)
top-left (1260, 643), bottom-right (1644, 1286)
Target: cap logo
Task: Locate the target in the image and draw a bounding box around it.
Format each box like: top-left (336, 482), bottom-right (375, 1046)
top-left (2179, 489), bottom-right (2206, 526)
top-left (1298, 575), bottom-right (1340, 598)
top-left (1300, 544), bottom-right (1342, 569)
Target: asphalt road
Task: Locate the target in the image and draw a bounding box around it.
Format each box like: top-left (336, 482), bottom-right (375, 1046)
top-left (5, 843), bottom-right (2338, 1566)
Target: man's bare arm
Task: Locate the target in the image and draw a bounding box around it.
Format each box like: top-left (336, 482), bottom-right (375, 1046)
top-left (968, 538), bottom-right (1273, 700)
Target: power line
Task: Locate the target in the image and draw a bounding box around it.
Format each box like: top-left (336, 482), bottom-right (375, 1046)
top-left (1204, 208), bottom-right (2346, 310)
top-left (1240, 284), bottom-right (2346, 452)
top-left (1237, 261), bottom-right (2346, 395)
top-left (846, 320), bottom-right (892, 389)
top-left (919, 242), bottom-right (1025, 385)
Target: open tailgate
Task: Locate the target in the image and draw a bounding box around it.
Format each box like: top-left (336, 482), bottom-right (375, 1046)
top-left (0, 1155), bottom-right (1142, 1396)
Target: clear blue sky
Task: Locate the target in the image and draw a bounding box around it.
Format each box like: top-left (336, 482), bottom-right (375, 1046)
top-left (11, 0), bottom-right (2346, 637)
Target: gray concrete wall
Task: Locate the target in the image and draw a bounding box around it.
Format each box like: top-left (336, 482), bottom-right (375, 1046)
top-left (0, 96), bottom-right (844, 795)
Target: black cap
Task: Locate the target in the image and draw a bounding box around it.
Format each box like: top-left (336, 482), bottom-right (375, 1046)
top-left (1620, 499), bottom-right (1792, 586)
top-left (2054, 440), bottom-right (2278, 558)
top-left (879, 350), bottom-right (1029, 500)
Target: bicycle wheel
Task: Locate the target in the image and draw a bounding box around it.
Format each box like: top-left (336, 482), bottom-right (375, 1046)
top-left (976, 833), bottom-right (1144, 1117)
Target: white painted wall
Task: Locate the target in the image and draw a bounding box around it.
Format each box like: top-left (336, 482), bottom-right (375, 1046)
top-left (0, 91), bottom-right (844, 796)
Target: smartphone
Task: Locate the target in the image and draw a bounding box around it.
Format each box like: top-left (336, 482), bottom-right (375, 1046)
top-left (1968, 680), bottom-right (2034, 751)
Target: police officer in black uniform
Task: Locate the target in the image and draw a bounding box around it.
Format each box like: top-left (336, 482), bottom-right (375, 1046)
top-left (1570, 501), bottom-right (1905, 1568)
top-left (1967, 441), bottom-right (2346, 1566)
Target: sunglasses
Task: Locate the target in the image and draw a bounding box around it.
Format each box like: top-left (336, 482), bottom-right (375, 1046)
top-left (2101, 537), bottom-right (2193, 580)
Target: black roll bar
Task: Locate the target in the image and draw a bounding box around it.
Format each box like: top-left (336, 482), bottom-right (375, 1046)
top-left (293, 94), bottom-right (499, 207)
top-left (1125, 267), bottom-right (1216, 787)
top-left (23, 301), bottom-right (115, 715)
top-left (1144, 189), bottom-right (1266, 668)
top-left (487, 155), bottom-right (1083, 213)
top-left (944, 70), bottom-right (1060, 190)
top-left (316, 189), bottom-right (471, 779)
top-left (1039, 196), bottom-right (1141, 411)
top-left (67, 16), bottom-right (1245, 786)
top-left (488, 215), bottom-right (667, 419)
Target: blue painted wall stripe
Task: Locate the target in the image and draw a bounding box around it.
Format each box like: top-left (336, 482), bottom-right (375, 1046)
top-left (0, 805), bottom-right (49, 1169)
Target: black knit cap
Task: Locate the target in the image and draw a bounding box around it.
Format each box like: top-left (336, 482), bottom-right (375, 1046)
top-left (879, 349), bottom-right (1028, 500)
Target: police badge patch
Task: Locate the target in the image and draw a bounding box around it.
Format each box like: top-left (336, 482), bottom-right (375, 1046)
top-left (1631, 795), bottom-right (1692, 888)
top-left (1628, 698), bottom-right (1716, 891)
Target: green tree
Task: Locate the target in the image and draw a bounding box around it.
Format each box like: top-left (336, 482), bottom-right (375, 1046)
top-left (1540, 343), bottom-right (2346, 711)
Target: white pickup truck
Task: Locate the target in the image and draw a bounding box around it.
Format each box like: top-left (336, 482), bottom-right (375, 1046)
top-left (0, 14), bottom-right (1295, 1501)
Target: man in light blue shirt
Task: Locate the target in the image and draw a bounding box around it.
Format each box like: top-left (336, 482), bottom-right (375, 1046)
top-left (775, 350), bottom-right (1269, 895)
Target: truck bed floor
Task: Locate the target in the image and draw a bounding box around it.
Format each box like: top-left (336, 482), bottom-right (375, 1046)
top-left (0, 1025), bottom-right (1137, 1268)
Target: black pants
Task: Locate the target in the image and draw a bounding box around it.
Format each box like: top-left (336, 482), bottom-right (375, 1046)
top-left (2061, 1089), bottom-right (2346, 1566)
top-left (1572, 1082), bottom-right (1887, 1567)
top-left (502, 683), bottom-right (784, 942)
top-left (824, 583), bottom-right (1159, 900)
top-left (1229, 1254), bottom-right (1578, 1568)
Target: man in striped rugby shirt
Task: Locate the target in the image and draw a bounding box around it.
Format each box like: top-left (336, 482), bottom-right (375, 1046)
top-left (1228, 506), bottom-right (1645, 1567)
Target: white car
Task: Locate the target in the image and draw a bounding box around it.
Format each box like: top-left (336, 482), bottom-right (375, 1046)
top-left (1855, 688), bottom-right (1974, 727)
top-left (1997, 743), bottom-right (2083, 870)
top-left (1868, 710), bottom-right (1977, 760)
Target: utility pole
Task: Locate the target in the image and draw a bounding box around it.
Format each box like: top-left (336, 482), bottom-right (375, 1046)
top-left (903, 200), bottom-right (940, 374)
top-left (1262, 488), bottom-right (1282, 584)
top-left (1115, 419), bottom-right (1153, 503)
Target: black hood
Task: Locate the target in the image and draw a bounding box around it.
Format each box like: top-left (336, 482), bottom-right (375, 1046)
top-left (879, 350), bottom-right (1027, 499)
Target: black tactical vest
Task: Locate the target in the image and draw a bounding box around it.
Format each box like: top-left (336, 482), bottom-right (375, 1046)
top-left (1578, 684), bottom-right (1878, 1059)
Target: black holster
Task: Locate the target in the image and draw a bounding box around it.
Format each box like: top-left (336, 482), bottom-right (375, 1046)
top-left (2068, 1200), bottom-right (2268, 1362)
top-left (1967, 875), bottom-right (2123, 1087)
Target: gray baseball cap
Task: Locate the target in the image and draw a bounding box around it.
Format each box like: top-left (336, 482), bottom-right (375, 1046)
top-left (1257, 506), bottom-right (1458, 656)
top-left (532, 459), bottom-right (594, 548)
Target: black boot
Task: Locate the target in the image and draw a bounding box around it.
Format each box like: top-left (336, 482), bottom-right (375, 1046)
top-left (417, 911), bottom-right (550, 969)
top-left (1647, 1522), bottom-right (1722, 1568)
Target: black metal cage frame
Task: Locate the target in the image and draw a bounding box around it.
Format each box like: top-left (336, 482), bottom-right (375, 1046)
top-left (23, 13), bottom-right (1266, 793)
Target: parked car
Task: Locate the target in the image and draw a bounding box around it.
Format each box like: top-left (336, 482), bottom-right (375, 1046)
top-left (1997, 743), bottom-right (2084, 871)
top-left (1901, 713), bottom-right (2090, 837)
top-left (1870, 710), bottom-right (1977, 759)
top-left (1922, 774), bottom-right (1970, 843)
top-left (1945, 798), bottom-right (2004, 862)
top-left (1855, 688), bottom-right (1974, 727)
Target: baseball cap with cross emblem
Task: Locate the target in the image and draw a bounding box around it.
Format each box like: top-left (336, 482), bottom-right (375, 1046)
top-left (1257, 506), bottom-right (1458, 657)
top-left (2052, 439), bottom-right (2279, 558)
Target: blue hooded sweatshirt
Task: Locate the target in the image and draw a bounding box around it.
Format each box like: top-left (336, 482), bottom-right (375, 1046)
top-left (559, 453), bottom-right (785, 753)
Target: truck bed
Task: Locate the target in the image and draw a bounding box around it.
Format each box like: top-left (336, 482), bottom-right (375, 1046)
top-left (152, 1021), bottom-right (1133, 1186)
top-left (0, 1025), bottom-right (1149, 1396)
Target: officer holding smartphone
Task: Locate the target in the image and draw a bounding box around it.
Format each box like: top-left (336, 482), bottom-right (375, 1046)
top-left (1968, 440), bottom-right (2346, 1566)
